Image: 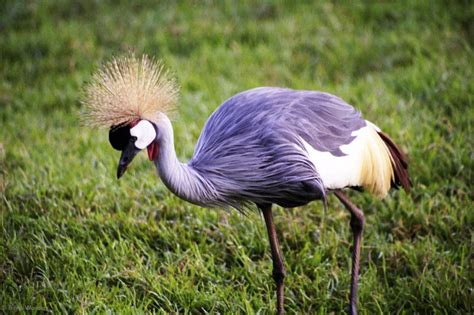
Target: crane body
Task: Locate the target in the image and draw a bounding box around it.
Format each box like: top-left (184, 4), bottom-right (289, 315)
top-left (83, 55), bottom-right (410, 315)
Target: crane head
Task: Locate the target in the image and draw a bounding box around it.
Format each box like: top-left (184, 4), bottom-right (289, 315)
top-left (110, 119), bottom-right (158, 179)
top-left (81, 54), bottom-right (178, 179)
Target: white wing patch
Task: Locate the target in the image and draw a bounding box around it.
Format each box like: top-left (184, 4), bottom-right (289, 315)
top-left (301, 120), bottom-right (394, 197)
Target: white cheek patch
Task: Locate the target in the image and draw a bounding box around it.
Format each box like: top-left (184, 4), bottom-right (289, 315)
top-left (130, 120), bottom-right (156, 149)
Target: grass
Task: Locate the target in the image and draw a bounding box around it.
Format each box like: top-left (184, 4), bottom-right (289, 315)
top-left (1, 0), bottom-right (472, 313)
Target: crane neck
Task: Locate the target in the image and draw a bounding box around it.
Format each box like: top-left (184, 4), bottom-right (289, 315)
top-left (152, 115), bottom-right (216, 206)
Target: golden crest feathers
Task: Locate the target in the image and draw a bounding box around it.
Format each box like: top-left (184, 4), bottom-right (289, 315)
top-left (81, 54), bottom-right (179, 127)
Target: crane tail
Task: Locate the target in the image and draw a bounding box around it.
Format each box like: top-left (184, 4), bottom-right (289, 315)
top-left (299, 122), bottom-right (410, 198)
top-left (377, 131), bottom-right (411, 193)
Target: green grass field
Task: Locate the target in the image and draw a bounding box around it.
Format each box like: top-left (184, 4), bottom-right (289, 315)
top-left (1, 1), bottom-right (472, 313)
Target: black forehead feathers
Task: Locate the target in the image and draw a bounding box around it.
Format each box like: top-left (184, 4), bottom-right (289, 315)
top-left (109, 124), bottom-right (131, 151)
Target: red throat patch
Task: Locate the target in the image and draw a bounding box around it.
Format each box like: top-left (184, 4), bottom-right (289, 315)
top-left (147, 142), bottom-right (159, 161)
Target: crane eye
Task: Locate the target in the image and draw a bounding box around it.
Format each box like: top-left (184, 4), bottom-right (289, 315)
top-left (109, 124), bottom-right (131, 151)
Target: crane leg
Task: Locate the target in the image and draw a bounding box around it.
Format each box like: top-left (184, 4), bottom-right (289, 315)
top-left (259, 203), bottom-right (286, 315)
top-left (334, 190), bottom-right (365, 315)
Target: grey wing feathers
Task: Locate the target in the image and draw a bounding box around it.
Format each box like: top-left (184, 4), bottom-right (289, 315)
top-left (284, 90), bottom-right (366, 156)
top-left (189, 87), bottom-right (366, 209)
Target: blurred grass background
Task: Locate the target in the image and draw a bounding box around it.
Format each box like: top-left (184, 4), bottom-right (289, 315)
top-left (0, 0), bottom-right (472, 313)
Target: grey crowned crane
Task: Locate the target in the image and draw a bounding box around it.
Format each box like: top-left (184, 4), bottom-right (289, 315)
top-left (82, 55), bottom-right (410, 315)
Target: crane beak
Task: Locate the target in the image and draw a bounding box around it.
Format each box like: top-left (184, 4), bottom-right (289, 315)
top-left (117, 139), bottom-right (140, 179)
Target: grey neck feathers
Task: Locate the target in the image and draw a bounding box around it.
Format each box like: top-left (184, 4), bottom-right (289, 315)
top-left (152, 115), bottom-right (217, 206)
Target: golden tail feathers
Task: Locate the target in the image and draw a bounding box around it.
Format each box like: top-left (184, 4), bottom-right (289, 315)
top-left (378, 131), bottom-right (411, 193)
top-left (359, 128), bottom-right (410, 197)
